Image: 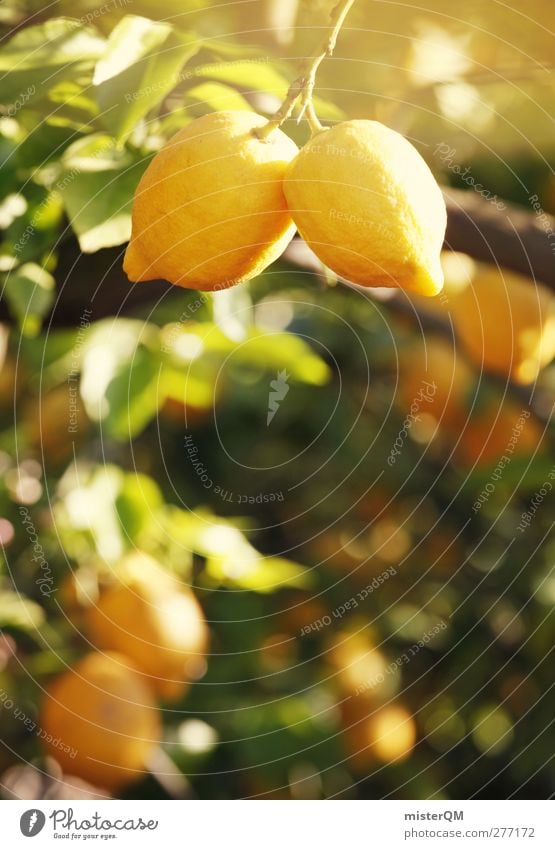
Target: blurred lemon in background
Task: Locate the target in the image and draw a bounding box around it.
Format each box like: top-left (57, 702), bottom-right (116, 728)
top-left (39, 651), bottom-right (160, 792)
top-left (86, 552), bottom-right (209, 701)
top-left (450, 266), bottom-right (555, 384)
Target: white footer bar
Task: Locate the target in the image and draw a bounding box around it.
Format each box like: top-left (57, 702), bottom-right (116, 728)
top-left (2, 800), bottom-right (552, 848)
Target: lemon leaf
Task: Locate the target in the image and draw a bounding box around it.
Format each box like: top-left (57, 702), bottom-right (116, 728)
top-left (93, 15), bottom-right (200, 142)
top-left (0, 18), bottom-right (105, 103)
top-left (194, 59), bottom-right (290, 97)
top-left (59, 150), bottom-right (148, 252)
top-left (3, 262), bottom-right (55, 337)
top-left (185, 82), bottom-right (252, 113)
top-left (103, 345), bottom-right (162, 440)
top-left (0, 592), bottom-right (45, 631)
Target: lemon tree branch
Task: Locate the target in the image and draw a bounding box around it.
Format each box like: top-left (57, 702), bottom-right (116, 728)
top-left (257, 0), bottom-right (356, 138)
top-left (1, 191), bottom-right (552, 327)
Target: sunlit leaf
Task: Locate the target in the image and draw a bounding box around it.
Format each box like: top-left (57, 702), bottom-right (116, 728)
top-left (103, 345), bottom-right (162, 439)
top-left (0, 18), bottom-right (105, 103)
top-left (194, 59), bottom-right (291, 97)
top-left (93, 15), bottom-right (200, 141)
top-left (3, 262), bottom-right (55, 337)
top-left (59, 140), bottom-right (149, 252)
top-left (0, 592), bottom-right (45, 630)
top-left (186, 81), bottom-right (252, 113)
top-left (115, 472), bottom-right (163, 541)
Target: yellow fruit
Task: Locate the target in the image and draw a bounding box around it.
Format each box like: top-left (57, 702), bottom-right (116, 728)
top-left (367, 704), bottom-right (416, 763)
top-left (398, 336), bottom-right (475, 429)
top-left (25, 386), bottom-right (89, 463)
top-left (328, 629), bottom-right (394, 702)
top-left (407, 251), bottom-right (476, 317)
top-left (86, 552), bottom-right (209, 701)
top-left (124, 110), bottom-right (298, 289)
top-left (450, 266), bottom-right (555, 384)
top-left (342, 701), bottom-right (416, 767)
top-left (39, 652), bottom-right (160, 792)
top-left (454, 401), bottom-right (543, 468)
top-left (283, 120), bottom-right (447, 295)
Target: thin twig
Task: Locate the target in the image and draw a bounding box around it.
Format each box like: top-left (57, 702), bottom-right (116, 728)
top-left (256, 0), bottom-right (355, 139)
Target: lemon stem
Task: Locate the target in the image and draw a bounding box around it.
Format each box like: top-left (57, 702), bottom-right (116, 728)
top-left (256, 0), bottom-right (356, 139)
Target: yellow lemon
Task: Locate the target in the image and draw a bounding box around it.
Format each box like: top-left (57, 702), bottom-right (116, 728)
top-left (85, 552), bottom-right (209, 701)
top-left (327, 628), bottom-right (395, 702)
top-left (124, 110), bottom-right (298, 289)
top-left (450, 265), bottom-right (555, 384)
top-left (397, 335), bottom-right (475, 429)
top-left (283, 120), bottom-right (447, 295)
top-left (39, 652), bottom-right (160, 792)
top-left (366, 704), bottom-right (417, 763)
top-left (454, 400), bottom-right (543, 468)
top-left (341, 701), bottom-right (416, 767)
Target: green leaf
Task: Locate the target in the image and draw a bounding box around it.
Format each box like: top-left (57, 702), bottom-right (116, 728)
top-left (103, 345), bottom-right (162, 439)
top-left (0, 592), bottom-right (45, 630)
top-left (59, 137), bottom-right (149, 252)
top-left (3, 262), bottom-right (55, 337)
top-left (0, 18), bottom-right (105, 104)
top-left (186, 82), bottom-right (252, 113)
top-left (115, 472), bottom-right (163, 541)
top-left (161, 322), bottom-right (331, 385)
top-left (194, 59), bottom-right (290, 97)
top-left (93, 15), bottom-right (200, 141)
top-left (206, 549), bottom-right (311, 593)
top-left (212, 285), bottom-right (253, 342)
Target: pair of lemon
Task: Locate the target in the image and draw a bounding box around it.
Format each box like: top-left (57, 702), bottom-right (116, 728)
top-left (124, 110), bottom-right (447, 297)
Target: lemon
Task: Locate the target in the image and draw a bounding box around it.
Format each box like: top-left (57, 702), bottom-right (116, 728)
top-left (124, 110), bottom-right (298, 289)
top-left (283, 120), bottom-right (447, 295)
top-left (454, 400), bottom-right (543, 468)
top-left (341, 701), bottom-right (416, 767)
top-left (366, 704), bottom-right (416, 763)
top-left (398, 335), bottom-right (474, 429)
top-left (39, 652), bottom-right (160, 792)
top-left (85, 552), bottom-right (209, 701)
top-left (327, 628), bottom-right (394, 702)
top-left (450, 265), bottom-right (555, 384)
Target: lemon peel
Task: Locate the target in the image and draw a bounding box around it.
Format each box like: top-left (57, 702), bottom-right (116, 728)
top-left (284, 120), bottom-right (447, 296)
top-left (124, 110), bottom-right (298, 290)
